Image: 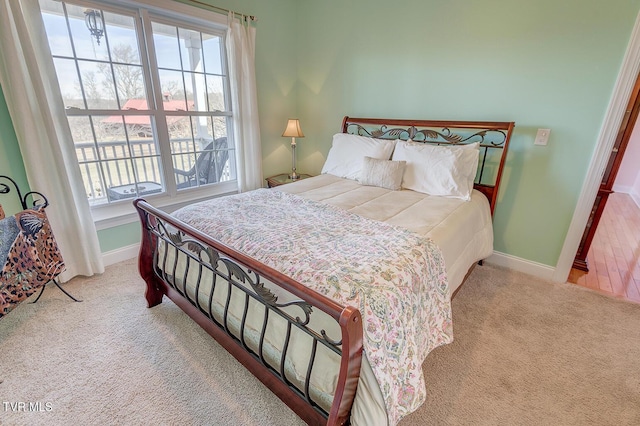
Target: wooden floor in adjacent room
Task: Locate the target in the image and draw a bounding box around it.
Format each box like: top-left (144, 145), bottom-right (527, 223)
top-left (568, 192), bottom-right (640, 303)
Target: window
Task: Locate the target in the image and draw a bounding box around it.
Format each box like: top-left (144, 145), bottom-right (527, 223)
top-left (39, 0), bottom-right (235, 210)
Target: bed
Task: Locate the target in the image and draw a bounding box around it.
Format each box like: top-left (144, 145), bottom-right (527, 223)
top-left (133, 117), bottom-right (514, 425)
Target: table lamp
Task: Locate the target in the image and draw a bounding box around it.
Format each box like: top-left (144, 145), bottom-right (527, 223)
top-left (282, 119), bottom-right (304, 180)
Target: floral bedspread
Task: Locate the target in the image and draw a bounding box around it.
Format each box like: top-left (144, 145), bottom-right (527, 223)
top-left (174, 189), bottom-right (453, 424)
top-left (0, 208), bottom-right (65, 319)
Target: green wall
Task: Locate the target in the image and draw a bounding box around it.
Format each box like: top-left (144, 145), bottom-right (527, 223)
top-left (0, 89), bottom-right (28, 215)
top-left (2, 0), bottom-right (640, 269)
top-left (97, 222), bottom-right (140, 252)
top-left (295, 0), bottom-right (640, 267)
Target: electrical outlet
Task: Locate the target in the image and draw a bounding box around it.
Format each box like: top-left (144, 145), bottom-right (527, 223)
top-left (535, 128), bottom-right (551, 146)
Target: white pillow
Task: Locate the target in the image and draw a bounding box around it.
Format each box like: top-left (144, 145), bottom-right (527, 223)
top-left (392, 141), bottom-right (480, 200)
top-left (321, 133), bottom-right (397, 180)
top-left (360, 156), bottom-right (406, 190)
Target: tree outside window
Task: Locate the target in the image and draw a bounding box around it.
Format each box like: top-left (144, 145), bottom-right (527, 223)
top-left (39, 0), bottom-right (235, 205)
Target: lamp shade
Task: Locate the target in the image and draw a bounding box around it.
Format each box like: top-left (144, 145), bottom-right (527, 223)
top-left (282, 119), bottom-right (304, 138)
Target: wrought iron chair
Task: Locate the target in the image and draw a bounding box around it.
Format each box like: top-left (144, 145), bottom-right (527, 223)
top-left (174, 137), bottom-right (229, 189)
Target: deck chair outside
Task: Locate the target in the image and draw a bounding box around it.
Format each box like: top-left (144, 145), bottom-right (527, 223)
top-left (175, 137), bottom-right (229, 189)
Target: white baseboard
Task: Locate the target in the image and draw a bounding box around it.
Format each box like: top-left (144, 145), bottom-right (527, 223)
top-left (102, 243), bottom-right (140, 267)
top-left (485, 251), bottom-right (556, 281)
top-left (612, 184), bottom-right (631, 193)
top-left (630, 190), bottom-right (640, 208)
top-left (611, 185), bottom-right (640, 208)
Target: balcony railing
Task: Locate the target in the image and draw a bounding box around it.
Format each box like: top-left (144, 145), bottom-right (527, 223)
top-left (75, 138), bottom-right (232, 205)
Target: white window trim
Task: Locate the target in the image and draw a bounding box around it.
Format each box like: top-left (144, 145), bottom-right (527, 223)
top-left (107, 0), bottom-right (227, 28)
top-left (93, 180), bottom-right (238, 230)
top-left (51, 0), bottom-right (237, 228)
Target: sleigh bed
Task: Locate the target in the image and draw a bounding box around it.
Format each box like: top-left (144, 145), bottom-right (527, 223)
top-left (134, 117), bottom-right (514, 425)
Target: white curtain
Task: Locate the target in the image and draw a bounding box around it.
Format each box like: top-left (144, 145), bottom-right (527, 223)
top-left (0, 0), bottom-right (104, 281)
top-left (226, 12), bottom-right (263, 192)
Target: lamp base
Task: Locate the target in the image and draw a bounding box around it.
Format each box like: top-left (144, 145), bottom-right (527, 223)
top-left (289, 171), bottom-right (299, 180)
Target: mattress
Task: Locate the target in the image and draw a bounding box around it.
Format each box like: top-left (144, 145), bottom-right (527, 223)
top-left (276, 174), bottom-right (494, 294)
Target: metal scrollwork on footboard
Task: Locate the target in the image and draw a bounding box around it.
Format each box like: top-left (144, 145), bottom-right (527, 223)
top-left (134, 199), bottom-right (363, 426)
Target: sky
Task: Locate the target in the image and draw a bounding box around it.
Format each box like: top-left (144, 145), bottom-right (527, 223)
top-left (39, 0), bottom-right (224, 109)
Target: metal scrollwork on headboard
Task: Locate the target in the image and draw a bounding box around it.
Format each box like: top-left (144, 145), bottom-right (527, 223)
top-left (0, 175), bottom-right (49, 210)
top-left (341, 116), bottom-right (515, 217)
top-left (345, 123), bottom-right (508, 147)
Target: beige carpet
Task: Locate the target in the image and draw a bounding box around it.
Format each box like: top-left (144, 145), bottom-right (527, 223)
top-left (1, 259), bottom-right (639, 426)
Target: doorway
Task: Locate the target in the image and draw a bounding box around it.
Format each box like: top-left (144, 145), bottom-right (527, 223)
top-left (553, 11), bottom-right (640, 284)
top-left (567, 70), bottom-right (640, 302)
top-left (568, 193), bottom-right (640, 302)
top-left (572, 69), bottom-right (640, 271)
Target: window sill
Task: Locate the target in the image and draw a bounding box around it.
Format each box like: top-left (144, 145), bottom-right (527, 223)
top-left (92, 181), bottom-right (238, 231)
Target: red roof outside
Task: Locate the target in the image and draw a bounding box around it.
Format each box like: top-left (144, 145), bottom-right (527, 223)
top-left (103, 98), bottom-right (195, 125)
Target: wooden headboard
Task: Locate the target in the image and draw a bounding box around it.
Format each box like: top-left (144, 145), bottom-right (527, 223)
top-left (341, 116), bottom-right (515, 217)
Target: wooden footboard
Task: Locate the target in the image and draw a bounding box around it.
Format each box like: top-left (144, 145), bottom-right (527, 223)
top-left (134, 199), bottom-right (363, 425)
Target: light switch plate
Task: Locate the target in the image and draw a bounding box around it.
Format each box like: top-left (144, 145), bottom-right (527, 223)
top-left (535, 128), bottom-right (551, 146)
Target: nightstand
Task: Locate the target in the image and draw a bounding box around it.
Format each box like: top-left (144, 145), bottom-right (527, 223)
top-left (266, 173), bottom-right (312, 188)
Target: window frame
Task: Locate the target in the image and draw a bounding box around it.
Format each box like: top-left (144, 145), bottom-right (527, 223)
top-left (42, 0), bottom-right (237, 230)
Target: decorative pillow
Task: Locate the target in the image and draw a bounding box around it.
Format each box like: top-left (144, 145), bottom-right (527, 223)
top-left (392, 141), bottom-right (480, 200)
top-left (321, 133), bottom-right (397, 180)
top-left (359, 157), bottom-right (406, 190)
